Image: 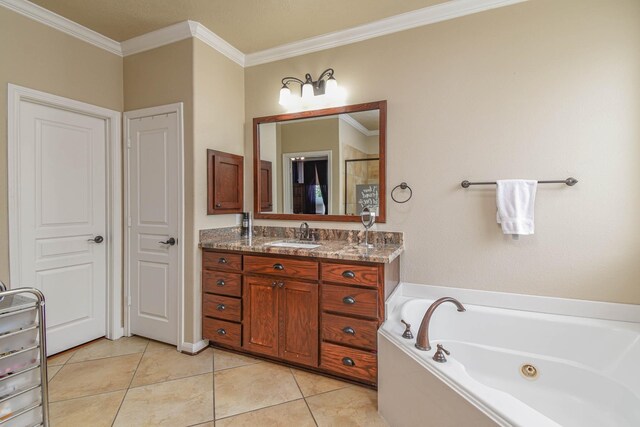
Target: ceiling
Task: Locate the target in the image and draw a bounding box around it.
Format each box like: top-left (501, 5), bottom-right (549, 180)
top-left (29, 0), bottom-right (448, 53)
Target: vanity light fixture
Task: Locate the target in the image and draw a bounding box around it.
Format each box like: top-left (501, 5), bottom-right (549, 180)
top-left (279, 68), bottom-right (345, 108)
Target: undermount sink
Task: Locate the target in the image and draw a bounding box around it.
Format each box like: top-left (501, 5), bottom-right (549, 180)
top-left (266, 241), bottom-right (321, 249)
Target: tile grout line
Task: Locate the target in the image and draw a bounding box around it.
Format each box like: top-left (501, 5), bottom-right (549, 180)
top-left (289, 367), bottom-right (320, 427)
top-left (214, 398), bottom-right (309, 422)
top-left (110, 339), bottom-right (149, 427)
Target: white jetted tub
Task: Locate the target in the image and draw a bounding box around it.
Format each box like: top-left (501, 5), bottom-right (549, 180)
top-left (378, 284), bottom-right (640, 427)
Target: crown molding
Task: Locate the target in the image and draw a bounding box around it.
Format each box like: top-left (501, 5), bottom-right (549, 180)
top-left (340, 114), bottom-right (379, 137)
top-left (0, 0), bottom-right (122, 56)
top-left (2, 0), bottom-right (526, 67)
top-left (191, 21), bottom-right (245, 67)
top-left (120, 20), bottom-right (193, 56)
top-left (244, 0), bottom-right (527, 67)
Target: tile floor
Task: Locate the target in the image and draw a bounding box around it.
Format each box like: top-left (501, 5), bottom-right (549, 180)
top-left (46, 336), bottom-right (388, 426)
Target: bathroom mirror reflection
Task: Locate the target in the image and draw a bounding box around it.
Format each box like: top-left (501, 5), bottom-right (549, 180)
top-left (253, 101), bottom-right (386, 223)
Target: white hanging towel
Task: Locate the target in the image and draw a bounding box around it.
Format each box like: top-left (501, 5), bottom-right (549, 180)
top-left (496, 180), bottom-right (538, 235)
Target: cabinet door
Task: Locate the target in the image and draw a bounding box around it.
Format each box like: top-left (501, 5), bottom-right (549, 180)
top-left (243, 276), bottom-right (279, 357)
top-left (207, 149), bottom-right (243, 214)
top-left (279, 280), bottom-right (318, 367)
top-left (259, 160), bottom-right (273, 212)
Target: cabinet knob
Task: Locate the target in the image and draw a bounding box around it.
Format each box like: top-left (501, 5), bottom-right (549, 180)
top-left (342, 296), bottom-right (356, 305)
top-left (216, 279), bottom-right (225, 287)
top-left (216, 304), bottom-right (225, 311)
top-left (216, 328), bottom-right (226, 335)
top-left (271, 281), bottom-right (277, 287)
top-left (273, 263), bottom-right (284, 271)
top-left (216, 203), bottom-right (222, 208)
top-left (342, 270), bottom-right (356, 279)
top-left (342, 326), bottom-right (356, 335)
top-left (342, 357), bottom-right (355, 367)
top-left (218, 257), bottom-right (227, 264)
top-left (278, 282), bottom-right (285, 288)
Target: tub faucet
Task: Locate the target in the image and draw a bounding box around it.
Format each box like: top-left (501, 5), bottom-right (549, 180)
top-left (415, 297), bottom-right (466, 351)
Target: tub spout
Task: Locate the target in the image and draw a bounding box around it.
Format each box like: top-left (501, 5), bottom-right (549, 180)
top-left (415, 297), bottom-right (466, 351)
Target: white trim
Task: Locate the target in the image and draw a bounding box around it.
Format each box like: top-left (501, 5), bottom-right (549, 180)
top-left (181, 339), bottom-right (209, 355)
top-left (120, 21), bottom-right (192, 56)
top-left (340, 114), bottom-right (379, 137)
top-left (392, 282), bottom-right (640, 324)
top-left (282, 150), bottom-right (333, 215)
top-left (118, 20), bottom-right (246, 66)
top-left (191, 21), bottom-right (245, 67)
top-left (2, 0), bottom-right (527, 67)
top-left (123, 103), bottom-right (185, 352)
top-left (0, 0), bottom-right (121, 56)
top-left (7, 83), bottom-right (123, 341)
top-left (244, 0), bottom-right (528, 66)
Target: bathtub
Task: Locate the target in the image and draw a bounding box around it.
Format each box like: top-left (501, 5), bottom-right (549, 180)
top-left (378, 283), bottom-right (640, 427)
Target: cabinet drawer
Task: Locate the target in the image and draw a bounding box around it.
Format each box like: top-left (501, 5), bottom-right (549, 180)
top-left (203, 271), bottom-right (242, 297)
top-left (203, 294), bottom-right (241, 322)
top-left (321, 262), bottom-right (379, 288)
top-left (322, 313), bottom-right (378, 351)
top-left (203, 318), bottom-right (241, 347)
top-left (245, 255), bottom-right (318, 281)
top-left (320, 342), bottom-right (377, 383)
top-left (203, 251), bottom-right (242, 272)
top-left (321, 284), bottom-right (378, 319)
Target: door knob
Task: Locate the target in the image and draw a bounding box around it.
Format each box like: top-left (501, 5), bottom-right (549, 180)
top-left (159, 237), bottom-right (177, 245)
top-left (88, 235), bottom-right (104, 243)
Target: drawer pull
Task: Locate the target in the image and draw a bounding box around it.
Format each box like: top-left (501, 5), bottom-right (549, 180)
top-left (216, 304), bottom-right (225, 311)
top-left (271, 281), bottom-right (278, 288)
top-left (216, 279), bottom-right (225, 287)
top-left (342, 357), bottom-right (356, 367)
top-left (273, 263), bottom-right (284, 271)
top-left (342, 296), bottom-right (356, 305)
top-left (216, 328), bottom-right (226, 335)
top-left (218, 257), bottom-right (227, 264)
top-left (342, 270), bottom-right (356, 279)
top-left (342, 326), bottom-right (356, 335)
top-left (278, 282), bottom-right (285, 288)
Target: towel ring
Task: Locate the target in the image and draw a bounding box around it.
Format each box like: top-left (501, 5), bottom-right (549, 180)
top-left (391, 182), bottom-right (412, 204)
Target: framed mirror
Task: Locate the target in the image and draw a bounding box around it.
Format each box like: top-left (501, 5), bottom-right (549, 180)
top-left (253, 101), bottom-right (386, 223)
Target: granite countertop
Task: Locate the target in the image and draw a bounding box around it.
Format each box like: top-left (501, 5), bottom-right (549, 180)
top-left (199, 226), bottom-right (404, 264)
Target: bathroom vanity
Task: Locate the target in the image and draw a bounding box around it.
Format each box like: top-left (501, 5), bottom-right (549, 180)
top-left (200, 227), bottom-right (402, 386)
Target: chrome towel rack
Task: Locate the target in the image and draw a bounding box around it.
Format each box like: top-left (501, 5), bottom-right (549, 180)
top-left (461, 177), bottom-right (578, 188)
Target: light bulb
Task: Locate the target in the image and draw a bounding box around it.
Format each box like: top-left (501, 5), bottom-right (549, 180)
top-left (302, 83), bottom-right (314, 102)
top-left (279, 86), bottom-right (291, 106)
top-left (325, 77), bottom-right (338, 98)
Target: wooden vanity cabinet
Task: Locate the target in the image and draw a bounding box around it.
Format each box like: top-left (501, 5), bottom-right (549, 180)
top-left (202, 251), bottom-right (243, 348)
top-left (243, 258), bottom-right (319, 367)
top-left (201, 249), bottom-right (399, 386)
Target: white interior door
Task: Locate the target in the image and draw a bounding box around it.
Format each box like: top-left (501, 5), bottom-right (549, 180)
top-left (16, 101), bottom-right (107, 355)
top-left (127, 112), bottom-right (179, 345)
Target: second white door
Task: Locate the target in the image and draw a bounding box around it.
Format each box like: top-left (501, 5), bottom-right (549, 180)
top-left (127, 111), bottom-right (180, 345)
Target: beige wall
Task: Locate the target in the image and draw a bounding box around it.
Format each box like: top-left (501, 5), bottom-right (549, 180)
top-left (0, 7), bottom-right (123, 286)
top-left (192, 38), bottom-right (245, 342)
top-left (245, 0), bottom-right (640, 304)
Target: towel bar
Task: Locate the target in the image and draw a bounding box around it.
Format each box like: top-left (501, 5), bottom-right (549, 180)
top-left (461, 177), bottom-right (578, 188)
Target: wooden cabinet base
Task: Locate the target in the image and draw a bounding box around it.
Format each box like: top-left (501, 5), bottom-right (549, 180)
top-left (202, 249), bottom-right (400, 387)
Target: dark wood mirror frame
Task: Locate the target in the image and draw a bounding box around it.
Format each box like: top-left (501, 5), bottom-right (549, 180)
top-left (253, 100), bottom-right (387, 223)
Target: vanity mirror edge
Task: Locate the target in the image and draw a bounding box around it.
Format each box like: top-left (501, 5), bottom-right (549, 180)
top-left (253, 100), bottom-right (387, 223)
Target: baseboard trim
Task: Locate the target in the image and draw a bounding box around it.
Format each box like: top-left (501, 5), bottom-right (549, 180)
top-left (180, 339), bottom-right (209, 355)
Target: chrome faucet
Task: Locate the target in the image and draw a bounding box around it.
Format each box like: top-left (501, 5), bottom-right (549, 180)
top-left (415, 297), bottom-right (466, 351)
top-left (299, 222), bottom-right (310, 240)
